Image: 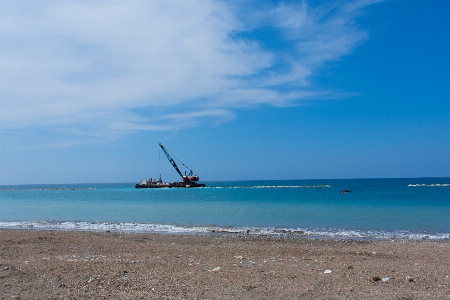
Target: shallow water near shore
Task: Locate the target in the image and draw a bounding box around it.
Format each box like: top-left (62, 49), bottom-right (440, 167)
top-left (1, 178), bottom-right (449, 240)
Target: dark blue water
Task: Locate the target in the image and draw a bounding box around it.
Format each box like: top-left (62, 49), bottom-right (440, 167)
top-left (0, 178), bottom-right (449, 239)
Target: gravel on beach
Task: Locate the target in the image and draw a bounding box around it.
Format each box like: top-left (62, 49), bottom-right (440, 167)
top-left (1, 229), bottom-right (449, 299)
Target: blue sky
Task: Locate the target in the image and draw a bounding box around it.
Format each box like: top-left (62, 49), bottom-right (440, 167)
top-left (0, 0), bottom-right (449, 184)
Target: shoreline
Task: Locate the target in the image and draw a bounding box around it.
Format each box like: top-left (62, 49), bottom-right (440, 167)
top-left (1, 221), bottom-right (449, 241)
top-left (1, 229), bottom-right (449, 299)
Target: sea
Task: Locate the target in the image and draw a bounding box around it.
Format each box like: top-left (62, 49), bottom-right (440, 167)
top-left (0, 178), bottom-right (449, 240)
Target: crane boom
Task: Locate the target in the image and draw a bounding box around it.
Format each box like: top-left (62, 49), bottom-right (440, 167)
top-left (159, 143), bottom-right (200, 182)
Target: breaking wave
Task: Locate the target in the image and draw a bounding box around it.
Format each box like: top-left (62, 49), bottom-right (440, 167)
top-left (408, 183), bottom-right (450, 187)
top-left (1, 221), bottom-right (448, 241)
top-left (207, 185), bottom-right (332, 189)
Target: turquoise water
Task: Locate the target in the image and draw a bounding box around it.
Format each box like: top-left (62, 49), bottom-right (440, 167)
top-left (0, 178), bottom-right (449, 239)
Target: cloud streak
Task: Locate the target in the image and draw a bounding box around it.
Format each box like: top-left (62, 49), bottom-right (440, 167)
top-left (0, 0), bottom-right (381, 148)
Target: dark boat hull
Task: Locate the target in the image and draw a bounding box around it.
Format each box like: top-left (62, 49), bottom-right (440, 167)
top-left (135, 182), bottom-right (206, 188)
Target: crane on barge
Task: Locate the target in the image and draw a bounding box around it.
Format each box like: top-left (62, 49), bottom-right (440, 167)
top-left (159, 143), bottom-right (200, 183)
top-left (135, 143), bottom-right (205, 188)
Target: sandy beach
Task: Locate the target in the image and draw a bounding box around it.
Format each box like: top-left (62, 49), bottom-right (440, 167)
top-left (0, 229), bottom-right (449, 299)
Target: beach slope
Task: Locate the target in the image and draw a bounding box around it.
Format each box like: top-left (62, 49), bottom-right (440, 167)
top-left (1, 230), bottom-right (449, 299)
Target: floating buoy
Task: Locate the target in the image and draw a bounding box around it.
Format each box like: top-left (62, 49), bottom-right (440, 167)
top-left (340, 190), bottom-right (352, 193)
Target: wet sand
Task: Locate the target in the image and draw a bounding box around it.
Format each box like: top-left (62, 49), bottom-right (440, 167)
top-left (1, 229), bottom-right (449, 299)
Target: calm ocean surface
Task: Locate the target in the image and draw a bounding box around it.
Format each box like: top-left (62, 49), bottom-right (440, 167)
top-left (0, 178), bottom-right (449, 240)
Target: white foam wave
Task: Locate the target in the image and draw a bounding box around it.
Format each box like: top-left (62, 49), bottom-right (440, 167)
top-left (208, 185), bottom-right (332, 189)
top-left (0, 221), bottom-right (448, 241)
top-left (408, 183), bottom-right (450, 187)
top-left (0, 187), bottom-right (96, 191)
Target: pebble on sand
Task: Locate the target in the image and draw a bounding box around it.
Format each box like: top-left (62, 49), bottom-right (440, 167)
top-left (371, 276), bottom-right (382, 282)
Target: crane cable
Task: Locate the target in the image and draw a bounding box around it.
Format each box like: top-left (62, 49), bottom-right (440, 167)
top-left (165, 147), bottom-right (194, 173)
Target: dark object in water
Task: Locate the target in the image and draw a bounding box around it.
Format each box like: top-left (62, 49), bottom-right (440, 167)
top-left (341, 190), bottom-right (352, 193)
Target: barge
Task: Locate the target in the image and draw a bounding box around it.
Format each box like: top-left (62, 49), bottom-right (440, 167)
top-left (135, 179), bottom-right (205, 189)
top-left (136, 143), bottom-right (206, 188)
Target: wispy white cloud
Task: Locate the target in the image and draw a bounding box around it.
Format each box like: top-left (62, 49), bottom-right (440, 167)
top-left (0, 0), bottom-right (381, 148)
top-left (110, 108), bottom-right (235, 132)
